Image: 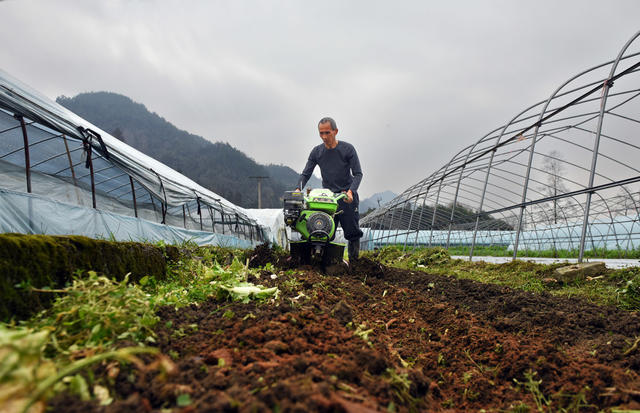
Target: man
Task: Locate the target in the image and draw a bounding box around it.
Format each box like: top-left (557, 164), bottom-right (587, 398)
top-left (297, 117), bottom-right (363, 262)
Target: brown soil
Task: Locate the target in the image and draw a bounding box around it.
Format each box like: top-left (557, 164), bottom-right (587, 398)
top-left (47, 252), bottom-right (640, 412)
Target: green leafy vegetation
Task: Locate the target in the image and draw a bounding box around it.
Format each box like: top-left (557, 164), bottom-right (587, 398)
top-left (27, 271), bottom-right (159, 353)
top-left (0, 324), bottom-right (158, 413)
top-left (147, 246), bottom-right (279, 309)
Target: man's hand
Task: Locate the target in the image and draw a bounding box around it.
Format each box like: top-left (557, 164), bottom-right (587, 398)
top-left (345, 189), bottom-right (354, 203)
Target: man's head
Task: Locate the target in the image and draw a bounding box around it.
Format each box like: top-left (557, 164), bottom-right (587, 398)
top-left (318, 117), bottom-right (338, 148)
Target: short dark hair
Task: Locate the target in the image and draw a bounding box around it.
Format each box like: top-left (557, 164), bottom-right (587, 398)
top-left (318, 117), bottom-right (337, 130)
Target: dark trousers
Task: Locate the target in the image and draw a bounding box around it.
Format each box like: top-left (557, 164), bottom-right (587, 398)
top-left (336, 192), bottom-right (363, 242)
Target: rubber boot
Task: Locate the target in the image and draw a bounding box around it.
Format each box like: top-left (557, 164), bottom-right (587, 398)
top-left (348, 240), bottom-right (360, 263)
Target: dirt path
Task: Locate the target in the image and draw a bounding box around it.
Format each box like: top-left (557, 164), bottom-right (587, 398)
top-left (49, 258), bottom-right (640, 412)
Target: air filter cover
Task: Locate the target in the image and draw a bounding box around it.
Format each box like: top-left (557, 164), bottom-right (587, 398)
top-left (306, 211), bottom-right (333, 235)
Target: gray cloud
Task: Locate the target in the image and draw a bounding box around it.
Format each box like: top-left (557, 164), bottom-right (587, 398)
top-left (1, 0), bottom-right (639, 198)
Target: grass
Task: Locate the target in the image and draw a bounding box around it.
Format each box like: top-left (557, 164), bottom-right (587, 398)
top-left (384, 368), bottom-right (420, 411)
top-left (512, 370), bottom-right (593, 412)
top-left (365, 246), bottom-right (640, 310)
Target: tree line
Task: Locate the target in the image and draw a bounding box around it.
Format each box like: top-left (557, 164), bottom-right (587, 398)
top-left (362, 202), bottom-right (514, 230)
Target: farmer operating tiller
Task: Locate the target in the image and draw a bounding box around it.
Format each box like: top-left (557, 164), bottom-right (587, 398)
top-left (290, 117), bottom-right (363, 265)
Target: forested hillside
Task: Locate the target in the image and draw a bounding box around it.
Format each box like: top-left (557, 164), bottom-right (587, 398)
top-left (57, 92), bottom-right (320, 208)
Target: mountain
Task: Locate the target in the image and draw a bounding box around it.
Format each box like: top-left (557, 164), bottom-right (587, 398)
top-left (360, 190), bottom-right (397, 214)
top-left (56, 92), bottom-right (320, 208)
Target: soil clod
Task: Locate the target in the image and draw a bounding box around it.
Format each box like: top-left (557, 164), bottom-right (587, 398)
top-left (331, 300), bottom-right (354, 325)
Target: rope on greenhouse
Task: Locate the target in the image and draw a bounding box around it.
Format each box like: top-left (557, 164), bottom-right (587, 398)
top-left (78, 126), bottom-right (110, 160)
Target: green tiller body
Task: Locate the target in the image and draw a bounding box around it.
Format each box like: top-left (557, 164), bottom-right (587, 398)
top-left (283, 189), bottom-right (346, 265)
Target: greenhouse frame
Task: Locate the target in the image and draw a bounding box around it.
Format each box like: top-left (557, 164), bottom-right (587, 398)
top-left (361, 30), bottom-right (640, 262)
top-left (0, 70), bottom-right (267, 248)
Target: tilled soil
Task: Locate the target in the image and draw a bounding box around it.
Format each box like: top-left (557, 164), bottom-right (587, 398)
top-left (48, 257), bottom-right (640, 412)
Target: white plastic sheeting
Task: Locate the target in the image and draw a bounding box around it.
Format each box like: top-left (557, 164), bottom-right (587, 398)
top-left (361, 213), bottom-right (640, 253)
top-left (361, 229), bottom-right (514, 250)
top-left (0, 158), bottom-right (164, 222)
top-left (0, 188), bottom-right (255, 248)
top-left (246, 208), bottom-right (289, 247)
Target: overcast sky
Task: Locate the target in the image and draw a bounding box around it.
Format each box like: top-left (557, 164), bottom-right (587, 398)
top-left (1, 0), bottom-right (639, 198)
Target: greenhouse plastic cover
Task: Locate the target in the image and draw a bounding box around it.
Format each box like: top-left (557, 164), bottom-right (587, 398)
top-left (0, 69), bottom-right (252, 215)
top-left (0, 188), bottom-right (255, 248)
top-left (246, 208), bottom-right (289, 247)
top-left (0, 69), bottom-right (282, 246)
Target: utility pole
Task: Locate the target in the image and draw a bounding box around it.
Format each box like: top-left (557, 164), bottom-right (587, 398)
top-left (249, 176), bottom-right (269, 208)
